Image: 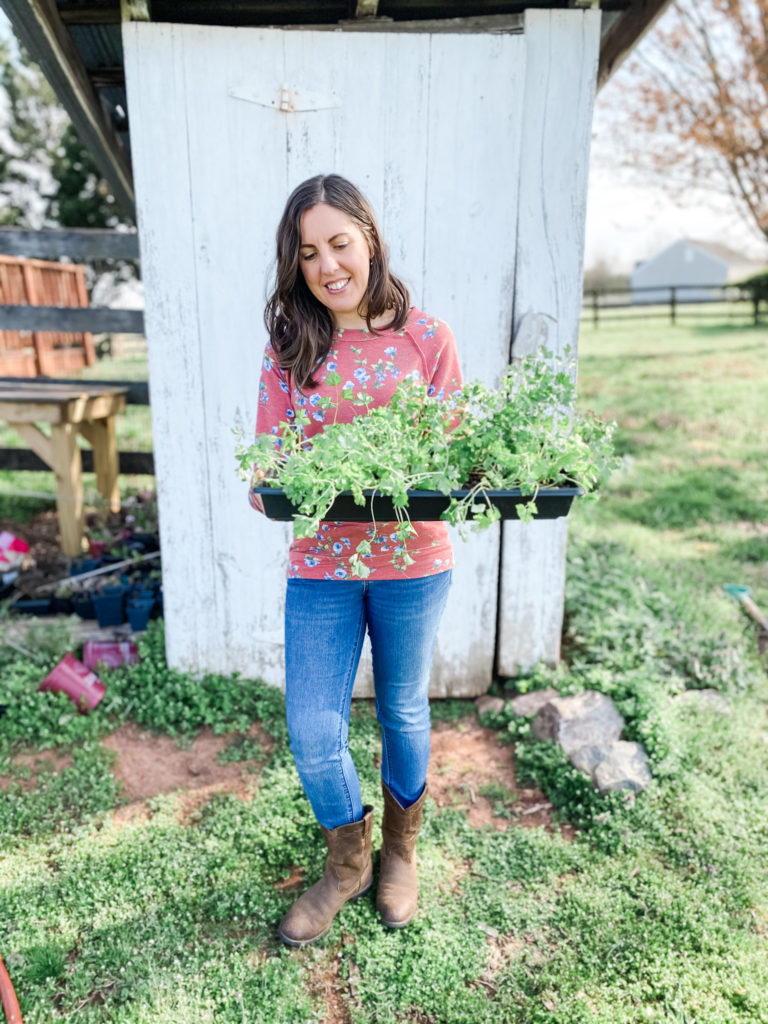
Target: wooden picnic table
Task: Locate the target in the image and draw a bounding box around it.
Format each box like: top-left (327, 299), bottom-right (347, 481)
top-left (0, 380), bottom-right (128, 557)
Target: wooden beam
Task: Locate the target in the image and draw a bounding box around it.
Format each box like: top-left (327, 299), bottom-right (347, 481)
top-left (11, 422), bottom-right (53, 467)
top-left (332, 13), bottom-right (524, 33)
top-left (120, 0), bottom-right (150, 21)
top-left (355, 0), bottom-right (380, 16)
top-left (598, 0), bottom-right (672, 89)
top-left (0, 0), bottom-right (134, 214)
top-left (0, 228), bottom-right (140, 260)
top-left (0, 306), bottom-right (145, 333)
top-left (88, 67), bottom-right (126, 87)
top-left (0, 447), bottom-right (155, 474)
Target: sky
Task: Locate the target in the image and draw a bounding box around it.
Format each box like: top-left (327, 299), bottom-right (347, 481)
top-left (583, 164), bottom-right (767, 275)
top-left (2, 8), bottom-right (766, 276)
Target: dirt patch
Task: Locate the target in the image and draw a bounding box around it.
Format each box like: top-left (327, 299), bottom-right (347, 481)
top-left (306, 955), bottom-right (353, 1024)
top-left (427, 717), bottom-right (574, 838)
top-left (0, 749), bottom-right (73, 791)
top-left (101, 722), bottom-right (272, 818)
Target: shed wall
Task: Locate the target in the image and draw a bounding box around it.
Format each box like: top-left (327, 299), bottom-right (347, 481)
top-left (123, 13), bottom-right (599, 695)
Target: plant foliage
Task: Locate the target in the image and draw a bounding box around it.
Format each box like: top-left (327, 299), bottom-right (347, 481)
top-left (236, 352), bottom-right (616, 576)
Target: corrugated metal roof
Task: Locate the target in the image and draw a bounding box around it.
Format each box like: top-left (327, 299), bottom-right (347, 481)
top-left (69, 24), bottom-right (124, 68)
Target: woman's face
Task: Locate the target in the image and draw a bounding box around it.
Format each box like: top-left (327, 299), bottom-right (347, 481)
top-left (298, 203), bottom-right (372, 329)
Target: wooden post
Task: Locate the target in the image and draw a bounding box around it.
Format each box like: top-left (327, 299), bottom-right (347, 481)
top-left (591, 289), bottom-right (599, 327)
top-left (670, 286), bottom-right (677, 325)
top-left (11, 419), bottom-right (84, 556)
top-left (48, 423), bottom-right (84, 557)
top-left (78, 418), bottom-right (121, 512)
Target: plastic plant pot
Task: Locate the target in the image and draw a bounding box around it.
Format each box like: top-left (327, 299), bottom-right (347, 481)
top-left (72, 557), bottom-right (101, 576)
top-left (126, 598), bottom-right (154, 632)
top-left (83, 640), bottom-right (139, 671)
top-left (13, 597), bottom-right (53, 615)
top-left (39, 652), bottom-right (106, 712)
top-left (252, 485), bottom-right (584, 522)
top-left (72, 594), bottom-right (96, 620)
top-left (51, 594), bottom-right (74, 615)
top-left (93, 585), bottom-right (128, 628)
top-left (129, 532), bottom-right (159, 551)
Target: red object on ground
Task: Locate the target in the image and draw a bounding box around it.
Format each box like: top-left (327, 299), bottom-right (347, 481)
top-left (39, 653), bottom-right (106, 712)
top-left (83, 641), bottom-right (139, 671)
top-left (0, 955), bottom-right (22, 1024)
top-left (87, 538), bottom-right (107, 558)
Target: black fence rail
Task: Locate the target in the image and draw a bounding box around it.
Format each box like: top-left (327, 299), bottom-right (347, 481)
top-left (0, 228), bottom-right (153, 476)
top-left (582, 283), bottom-right (765, 327)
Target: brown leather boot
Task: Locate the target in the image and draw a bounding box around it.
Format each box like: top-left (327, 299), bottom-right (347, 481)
top-left (376, 783), bottom-right (427, 928)
top-left (278, 806), bottom-right (373, 947)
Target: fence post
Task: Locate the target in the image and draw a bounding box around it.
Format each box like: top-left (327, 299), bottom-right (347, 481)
top-left (591, 289), bottom-right (599, 327)
top-left (754, 296), bottom-right (760, 326)
top-left (670, 286), bottom-right (677, 325)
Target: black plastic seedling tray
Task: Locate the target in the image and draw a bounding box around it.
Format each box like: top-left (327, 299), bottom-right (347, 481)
top-left (253, 486), bottom-right (584, 522)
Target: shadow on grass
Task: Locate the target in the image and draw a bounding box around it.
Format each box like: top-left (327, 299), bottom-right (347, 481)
top-left (613, 465), bottom-right (768, 529)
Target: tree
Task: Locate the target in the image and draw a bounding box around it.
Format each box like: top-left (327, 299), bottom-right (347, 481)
top-left (0, 39), bottom-right (66, 227)
top-left (1, 36), bottom-right (137, 299)
top-left (49, 123), bottom-right (129, 230)
top-left (598, 0), bottom-right (768, 243)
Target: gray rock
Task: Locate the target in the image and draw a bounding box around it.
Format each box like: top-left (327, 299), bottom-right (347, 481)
top-left (475, 695), bottom-right (505, 717)
top-left (568, 744), bottom-right (607, 775)
top-left (674, 689), bottom-right (731, 715)
top-left (508, 688), bottom-right (559, 718)
top-left (531, 691), bottom-right (624, 755)
top-left (592, 741), bottom-right (652, 793)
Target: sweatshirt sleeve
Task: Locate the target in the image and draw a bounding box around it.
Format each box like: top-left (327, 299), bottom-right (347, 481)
top-left (426, 320), bottom-right (463, 400)
top-left (249, 341), bottom-right (295, 513)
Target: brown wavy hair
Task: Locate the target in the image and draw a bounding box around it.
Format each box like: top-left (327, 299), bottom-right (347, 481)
top-left (264, 174), bottom-right (410, 391)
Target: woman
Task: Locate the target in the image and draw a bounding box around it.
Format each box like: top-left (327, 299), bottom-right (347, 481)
top-left (253, 174), bottom-right (462, 947)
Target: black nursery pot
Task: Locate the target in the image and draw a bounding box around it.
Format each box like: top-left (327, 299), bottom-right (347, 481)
top-left (252, 486), bottom-right (584, 523)
top-left (14, 597), bottom-right (53, 616)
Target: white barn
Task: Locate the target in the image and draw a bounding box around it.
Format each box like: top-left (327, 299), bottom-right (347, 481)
top-left (2, 0), bottom-right (671, 697)
top-left (630, 238), bottom-right (768, 304)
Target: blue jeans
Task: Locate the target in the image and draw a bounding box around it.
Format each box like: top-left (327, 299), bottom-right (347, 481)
top-left (284, 571), bottom-right (452, 830)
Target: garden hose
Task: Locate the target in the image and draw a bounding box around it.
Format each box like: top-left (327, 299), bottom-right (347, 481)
top-left (723, 584), bottom-right (768, 632)
top-left (0, 956), bottom-right (22, 1024)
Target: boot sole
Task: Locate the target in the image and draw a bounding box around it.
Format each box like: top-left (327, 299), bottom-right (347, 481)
top-left (277, 880), bottom-right (373, 948)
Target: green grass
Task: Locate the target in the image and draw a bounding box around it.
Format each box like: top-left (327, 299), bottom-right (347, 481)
top-left (1, 321), bottom-right (768, 1022)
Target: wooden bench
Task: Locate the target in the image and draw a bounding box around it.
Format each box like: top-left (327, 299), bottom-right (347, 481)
top-left (0, 380), bottom-right (128, 557)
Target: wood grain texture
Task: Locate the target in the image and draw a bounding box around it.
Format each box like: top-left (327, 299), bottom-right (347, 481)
top-left (497, 7), bottom-right (600, 676)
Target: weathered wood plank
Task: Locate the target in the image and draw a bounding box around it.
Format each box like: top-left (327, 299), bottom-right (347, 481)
top-left (123, 21), bottom-right (230, 675)
top-left (0, 229), bottom-right (140, 261)
top-left (0, 306), bottom-right (144, 333)
top-left (420, 30), bottom-right (525, 696)
top-left (0, 378), bottom-right (150, 406)
top-left (497, 7), bottom-right (601, 676)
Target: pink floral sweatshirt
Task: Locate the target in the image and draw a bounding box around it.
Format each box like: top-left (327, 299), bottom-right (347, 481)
top-left (252, 306), bottom-right (463, 580)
